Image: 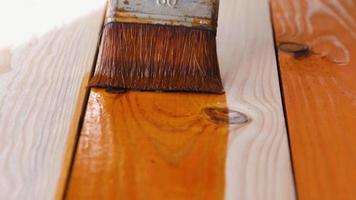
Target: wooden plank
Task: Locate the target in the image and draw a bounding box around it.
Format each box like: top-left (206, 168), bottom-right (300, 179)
top-left (270, 0), bottom-right (356, 199)
top-left (0, 1), bottom-right (105, 199)
top-left (218, 0), bottom-right (295, 199)
top-left (66, 90), bottom-right (229, 199)
top-left (67, 0), bottom-right (296, 199)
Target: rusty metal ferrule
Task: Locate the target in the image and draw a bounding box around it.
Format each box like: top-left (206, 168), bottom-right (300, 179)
top-left (106, 0), bottom-right (219, 31)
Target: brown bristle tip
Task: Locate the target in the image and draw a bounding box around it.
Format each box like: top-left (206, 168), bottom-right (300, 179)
top-left (89, 22), bottom-right (224, 94)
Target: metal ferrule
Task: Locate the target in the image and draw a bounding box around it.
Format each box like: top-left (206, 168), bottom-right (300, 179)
top-left (106, 0), bottom-right (219, 30)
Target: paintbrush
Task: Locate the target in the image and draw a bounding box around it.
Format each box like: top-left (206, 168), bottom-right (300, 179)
top-left (90, 0), bottom-right (224, 93)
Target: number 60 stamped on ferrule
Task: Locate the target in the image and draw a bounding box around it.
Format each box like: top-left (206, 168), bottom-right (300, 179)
top-left (156, 0), bottom-right (178, 7)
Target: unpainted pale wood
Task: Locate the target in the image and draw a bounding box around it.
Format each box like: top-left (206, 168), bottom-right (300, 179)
top-left (271, 0), bottom-right (356, 199)
top-left (67, 0), bottom-right (296, 199)
top-left (0, 1), bottom-right (105, 199)
top-left (218, 0), bottom-right (296, 199)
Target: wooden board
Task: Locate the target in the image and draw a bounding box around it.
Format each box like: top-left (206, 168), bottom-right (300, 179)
top-left (66, 0), bottom-right (296, 199)
top-left (0, 1), bottom-right (105, 199)
top-left (66, 89), bottom-right (229, 199)
top-left (271, 0), bottom-right (356, 199)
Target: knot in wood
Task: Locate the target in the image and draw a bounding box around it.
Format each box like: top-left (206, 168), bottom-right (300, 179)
top-left (203, 107), bottom-right (249, 125)
top-left (278, 42), bottom-right (311, 58)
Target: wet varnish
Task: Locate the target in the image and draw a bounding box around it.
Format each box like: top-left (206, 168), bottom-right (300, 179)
top-left (66, 89), bottom-right (228, 200)
top-left (90, 22), bottom-right (223, 93)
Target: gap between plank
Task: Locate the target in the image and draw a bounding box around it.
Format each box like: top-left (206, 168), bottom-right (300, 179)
top-left (268, 2), bottom-right (299, 199)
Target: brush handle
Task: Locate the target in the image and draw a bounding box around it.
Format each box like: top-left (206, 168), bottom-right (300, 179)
top-left (108, 0), bottom-right (219, 30)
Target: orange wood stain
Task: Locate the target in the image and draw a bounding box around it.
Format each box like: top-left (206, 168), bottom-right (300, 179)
top-left (66, 89), bottom-right (228, 200)
top-left (271, 0), bottom-right (356, 199)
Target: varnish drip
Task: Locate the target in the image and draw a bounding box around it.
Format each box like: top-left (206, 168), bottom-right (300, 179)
top-left (90, 22), bottom-right (224, 93)
top-left (66, 89), bottom-right (229, 199)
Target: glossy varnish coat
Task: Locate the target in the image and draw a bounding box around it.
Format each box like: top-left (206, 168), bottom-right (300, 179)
top-left (66, 89), bottom-right (228, 199)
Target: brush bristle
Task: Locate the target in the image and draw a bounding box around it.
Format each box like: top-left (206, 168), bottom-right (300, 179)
top-left (90, 22), bottom-right (224, 93)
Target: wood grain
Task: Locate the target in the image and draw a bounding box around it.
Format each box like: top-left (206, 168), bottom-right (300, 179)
top-left (218, 0), bottom-right (295, 199)
top-left (0, 1), bottom-right (105, 199)
top-left (271, 0), bottom-right (356, 199)
top-left (67, 0), bottom-right (296, 199)
top-left (66, 89), bottom-right (229, 199)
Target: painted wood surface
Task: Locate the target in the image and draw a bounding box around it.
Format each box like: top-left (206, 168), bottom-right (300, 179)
top-left (67, 0), bottom-right (296, 199)
top-left (66, 89), bottom-right (229, 199)
top-left (271, 0), bottom-right (356, 199)
top-left (0, 1), bottom-right (105, 199)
